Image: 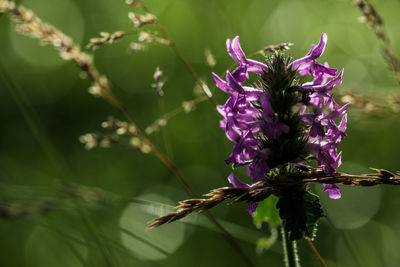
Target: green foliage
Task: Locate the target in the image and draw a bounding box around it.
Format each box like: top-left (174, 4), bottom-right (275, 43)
top-left (253, 195), bottom-right (281, 228)
top-left (277, 190), bottom-right (325, 241)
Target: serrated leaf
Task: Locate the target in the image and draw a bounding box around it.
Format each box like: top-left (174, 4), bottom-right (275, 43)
top-left (253, 195), bottom-right (281, 228)
top-left (277, 190), bottom-right (324, 241)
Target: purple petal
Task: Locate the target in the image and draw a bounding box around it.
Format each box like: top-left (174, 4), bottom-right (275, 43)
top-left (323, 184), bottom-right (341, 199)
top-left (339, 114), bottom-right (347, 132)
top-left (304, 69), bottom-right (344, 93)
top-left (312, 61), bottom-right (337, 77)
top-left (226, 38), bottom-right (240, 63)
top-left (231, 36), bottom-right (247, 63)
top-left (212, 72), bottom-right (233, 94)
top-left (228, 173), bottom-right (249, 188)
top-left (247, 202), bottom-right (258, 214)
top-left (290, 33), bottom-right (328, 72)
top-left (246, 59), bottom-right (268, 75)
top-left (310, 33), bottom-right (328, 58)
top-left (232, 65), bottom-right (249, 83)
top-left (226, 71), bottom-right (245, 94)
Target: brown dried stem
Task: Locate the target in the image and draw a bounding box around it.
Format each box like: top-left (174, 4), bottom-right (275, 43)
top-left (304, 237), bottom-right (327, 267)
top-left (132, 0), bottom-right (217, 106)
top-left (0, 0), bottom-right (120, 107)
top-left (353, 0), bottom-right (400, 83)
top-left (145, 95), bottom-right (207, 134)
top-left (150, 166), bottom-right (400, 228)
top-left (340, 89), bottom-right (400, 115)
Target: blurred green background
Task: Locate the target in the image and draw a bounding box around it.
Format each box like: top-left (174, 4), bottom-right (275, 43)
top-left (1, 0), bottom-right (400, 266)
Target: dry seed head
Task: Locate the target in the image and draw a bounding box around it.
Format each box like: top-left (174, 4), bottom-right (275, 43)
top-left (79, 133), bottom-right (99, 150)
top-left (101, 117), bottom-right (117, 129)
top-left (116, 127), bottom-right (127, 135)
top-left (130, 137), bottom-right (141, 148)
top-left (182, 101), bottom-right (195, 113)
top-left (1, 0), bottom-right (116, 104)
top-left (87, 31), bottom-right (125, 50)
top-left (129, 137), bottom-right (152, 153)
top-left (88, 84), bottom-right (103, 97)
top-left (389, 94), bottom-right (400, 113)
top-left (152, 67), bottom-right (166, 96)
top-left (140, 144), bottom-right (152, 154)
top-left (262, 42), bottom-right (293, 54)
top-left (129, 42), bottom-right (147, 54)
top-left (0, 1), bottom-right (16, 11)
top-left (125, 0), bottom-right (141, 7)
top-left (99, 136), bottom-right (119, 148)
top-left (128, 12), bottom-right (157, 28)
top-left (204, 49), bottom-right (216, 68)
top-left (138, 31), bottom-right (154, 43)
top-left (193, 79), bottom-right (212, 98)
top-left (153, 67), bottom-right (163, 81)
top-left (138, 31), bottom-right (170, 45)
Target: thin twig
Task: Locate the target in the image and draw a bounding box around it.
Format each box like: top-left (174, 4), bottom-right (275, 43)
top-left (353, 0), bottom-right (400, 83)
top-left (145, 96), bottom-right (207, 134)
top-left (304, 237), bottom-right (327, 267)
top-left (135, 0), bottom-right (217, 106)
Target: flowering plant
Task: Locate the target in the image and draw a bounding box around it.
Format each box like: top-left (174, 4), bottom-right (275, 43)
top-left (214, 33), bottom-right (347, 213)
top-left (149, 33), bottom-right (400, 267)
top-left (3, 0), bottom-right (400, 265)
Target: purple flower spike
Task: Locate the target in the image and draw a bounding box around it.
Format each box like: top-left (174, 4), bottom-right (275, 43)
top-left (215, 33), bottom-right (347, 213)
top-left (323, 184), bottom-right (341, 199)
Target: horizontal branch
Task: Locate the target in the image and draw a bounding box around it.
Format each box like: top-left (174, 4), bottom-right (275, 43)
top-left (149, 166), bottom-right (400, 228)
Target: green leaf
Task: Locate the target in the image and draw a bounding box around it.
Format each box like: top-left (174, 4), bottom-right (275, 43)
top-left (253, 195), bottom-right (281, 228)
top-left (256, 227), bottom-right (279, 254)
top-left (277, 190), bottom-right (325, 241)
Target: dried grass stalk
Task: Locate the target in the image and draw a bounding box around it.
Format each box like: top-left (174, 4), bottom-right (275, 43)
top-left (0, 0), bottom-right (119, 106)
top-left (150, 166), bottom-right (400, 228)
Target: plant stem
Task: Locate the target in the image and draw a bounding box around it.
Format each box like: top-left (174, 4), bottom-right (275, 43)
top-left (304, 237), bottom-right (327, 267)
top-left (281, 226), bottom-right (300, 267)
top-left (137, 0), bottom-right (217, 107)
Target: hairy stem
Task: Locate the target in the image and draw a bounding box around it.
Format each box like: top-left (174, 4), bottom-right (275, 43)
top-left (282, 226), bottom-right (300, 267)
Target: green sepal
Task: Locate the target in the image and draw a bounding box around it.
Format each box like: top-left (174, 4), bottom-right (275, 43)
top-left (232, 160), bottom-right (252, 169)
top-left (252, 195), bottom-right (281, 228)
top-left (277, 190), bottom-right (325, 241)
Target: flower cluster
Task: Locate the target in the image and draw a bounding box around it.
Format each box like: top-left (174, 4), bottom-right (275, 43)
top-left (213, 34), bottom-right (348, 212)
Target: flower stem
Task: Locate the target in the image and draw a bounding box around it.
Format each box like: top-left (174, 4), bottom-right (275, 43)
top-left (136, 0), bottom-right (217, 107)
top-left (281, 226), bottom-right (301, 267)
top-left (304, 237), bottom-right (327, 267)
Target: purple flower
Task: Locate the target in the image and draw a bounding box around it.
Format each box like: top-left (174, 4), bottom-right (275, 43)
top-left (215, 33), bottom-right (348, 207)
top-left (260, 92), bottom-right (290, 139)
top-left (323, 184), bottom-right (341, 199)
top-left (226, 36), bottom-right (268, 76)
top-left (228, 173), bottom-right (258, 214)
